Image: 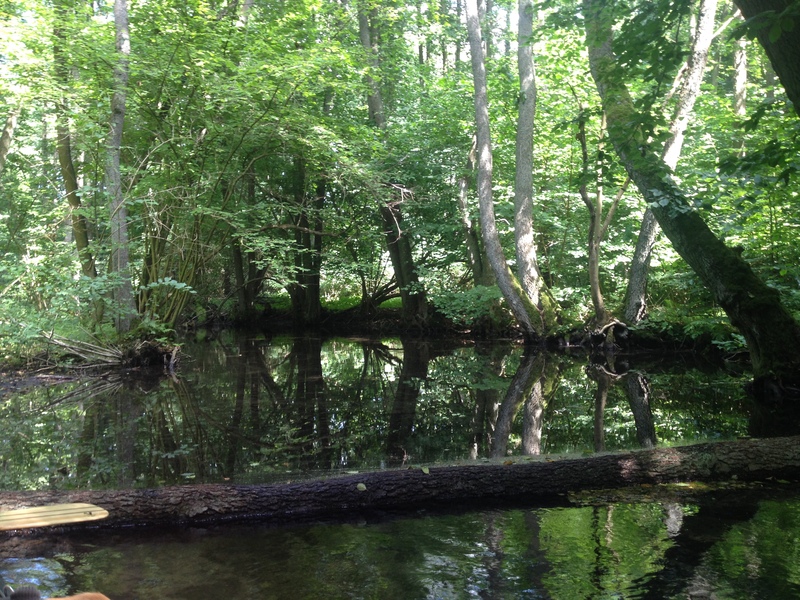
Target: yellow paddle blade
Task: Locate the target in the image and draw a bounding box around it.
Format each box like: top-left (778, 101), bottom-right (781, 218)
top-left (0, 503), bottom-right (109, 531)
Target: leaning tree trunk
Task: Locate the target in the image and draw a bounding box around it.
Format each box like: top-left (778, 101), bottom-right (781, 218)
top-left (583, 0), bottom-right (800, 392)
top-left (624, 0), bottom-right (718, 324)
top-left (733, 0), bottom-right (800, 115)
top-left (358, 3), bottom-right (429, 326)
top-left (380, 197), bottom-right (429, 325)
top-left (2, 436), bottom-right (799, 534)
top-left (465, 0), bottom-right (542, 341)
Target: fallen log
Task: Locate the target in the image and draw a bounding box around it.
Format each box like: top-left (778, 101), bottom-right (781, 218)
top-left (1, 435), bottom-right (799, 534)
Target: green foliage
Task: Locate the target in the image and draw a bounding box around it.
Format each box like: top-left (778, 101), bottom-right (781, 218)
top-left (0, 0), bottom-right (798, 355)
top-left (431, 285), bottom-right (504, 327)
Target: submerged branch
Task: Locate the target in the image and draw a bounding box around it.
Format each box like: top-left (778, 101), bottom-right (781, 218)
top-left (40, 333), bottom-right (178, 370)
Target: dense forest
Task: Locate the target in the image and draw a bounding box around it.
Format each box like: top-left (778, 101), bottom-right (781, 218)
top-left (1, 0), bottom-right (799, 387)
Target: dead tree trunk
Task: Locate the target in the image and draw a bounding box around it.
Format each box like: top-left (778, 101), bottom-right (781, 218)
top-left (1, 436), bottom-right (799, 534)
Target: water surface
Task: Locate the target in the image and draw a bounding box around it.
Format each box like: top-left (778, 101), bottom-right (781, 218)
top-left (3, 332), bottom-right (794, 599)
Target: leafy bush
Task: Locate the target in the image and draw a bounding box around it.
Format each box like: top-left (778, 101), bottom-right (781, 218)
top-left (430, 285), bottom-right (504, 327)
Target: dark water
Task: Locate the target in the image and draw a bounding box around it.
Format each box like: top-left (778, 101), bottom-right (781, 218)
top-left (2, 332), bottom-right (798, 599)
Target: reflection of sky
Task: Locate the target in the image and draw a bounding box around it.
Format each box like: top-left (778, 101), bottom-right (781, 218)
top-left (0, 557), bottom-right (67, 598)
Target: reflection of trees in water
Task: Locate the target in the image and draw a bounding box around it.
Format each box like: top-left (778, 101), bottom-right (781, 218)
top-left (492, 351), bottom-right (560, 458)
top-left (468, 343), bottom-right (505, 460)
top-left (586, 361), bottom-right (656, 452)
top-left (625, 372), bottom-right (656, 449)
top-left (385, 339), bottom-right (430, 466)
top-left (7, 343), bottom-right (795, 599)
top-left (28, 337), bottom-right (751, 489)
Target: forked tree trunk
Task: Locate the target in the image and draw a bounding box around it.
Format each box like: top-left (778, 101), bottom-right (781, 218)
top-left (1, 436), bottom-right (799, 533)
top-left (575, 110), bottom-right (625, 327)
top-left (583, 0), bottom-right (800, 391)
top-left (380, 198), bottom-right (429, 325)
top-left (465, 0), bottom-right (542, 341)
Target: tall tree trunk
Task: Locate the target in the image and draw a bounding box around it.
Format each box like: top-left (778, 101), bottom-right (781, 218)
top-left (734, 36), bottom-right (748, 119)
top-left (106, 0), bottom-right (135, 333)
top-left (624, 0), bottom-right (718, 324)
top-left (357, 3), bottom-right (428, 325)
top-left (733, 21), bottom-right (748, 156)
top-left (287, 156), bottom-right (324, 326)
top-left (358, 5), bottom-right (386, 130)
top-left (231, 240), bottom-right (252, 318)
top-left (303, 177), bottom-right (325, 324)
top-left (465, 0), bottom-right (542, 341)
top-left (584, 0), bottom-right (800, 393)
top-left (53, 9), bottom-right (96, 281)
top-left (732, 0), bottom-right (800, 115)
top-left (0, 107), bottom-right (18, 177)
top-left (576, 110), bottom-right (625, 327)
top-left (515, 0), bottom-right (559, 331)
top-left (290, 170), bottom-right (324, 327)
top-left (458, 137), bottom-right (492, 286)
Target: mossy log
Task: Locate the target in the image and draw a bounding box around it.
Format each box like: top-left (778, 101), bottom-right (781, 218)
top-left (1, 436), bottom-right (799, 536)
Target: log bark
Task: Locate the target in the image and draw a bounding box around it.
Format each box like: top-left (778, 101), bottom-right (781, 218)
top-left (1, 436), bottom-right (799, 535)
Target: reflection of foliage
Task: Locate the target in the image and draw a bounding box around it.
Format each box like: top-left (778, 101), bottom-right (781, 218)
top-left (4, 489), bottom-right (800, 599)
top-left (0, 336), bottom-right (753, 491)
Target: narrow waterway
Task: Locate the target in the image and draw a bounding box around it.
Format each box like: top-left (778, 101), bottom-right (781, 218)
top-left (2, 332), bottom-right (797, 599)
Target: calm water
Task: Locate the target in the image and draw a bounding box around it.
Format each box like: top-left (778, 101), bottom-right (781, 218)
top-left (2, 332), bottom-right (798, 599)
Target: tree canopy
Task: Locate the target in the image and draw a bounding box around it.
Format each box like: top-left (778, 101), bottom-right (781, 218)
top-left (1, 0), bottom-right (799, 385)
